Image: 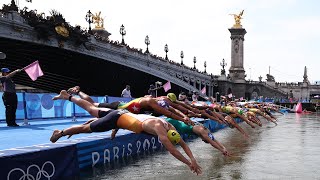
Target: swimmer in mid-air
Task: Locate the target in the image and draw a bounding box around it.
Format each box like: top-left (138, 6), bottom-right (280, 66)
top-left (113, 117), bottom-right (231, 157)
top-left (51, 90), bottom-right (202, 175)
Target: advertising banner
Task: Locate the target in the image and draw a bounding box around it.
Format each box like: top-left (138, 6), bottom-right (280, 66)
top-left (1, 145), bottom-right (79, 180)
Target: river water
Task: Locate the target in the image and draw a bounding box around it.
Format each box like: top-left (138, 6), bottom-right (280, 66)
top-left (81, 113), bottom-right (320, 180)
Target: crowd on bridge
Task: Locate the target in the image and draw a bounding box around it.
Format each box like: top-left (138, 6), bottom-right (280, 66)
top-left (94, 33), bottom-right (209, 74)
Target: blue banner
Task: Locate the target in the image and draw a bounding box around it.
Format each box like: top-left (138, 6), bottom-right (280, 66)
top-left (25, 93), bottom-right (74, 119)
top-left (0, 92), bottom-right (109, 120)
top-left (1, 145), bottom-right (79, 180)
top-left (107, 96), bottom-right (133, 103)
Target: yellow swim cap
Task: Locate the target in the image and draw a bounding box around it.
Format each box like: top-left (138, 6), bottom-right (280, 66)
top-left (167, 130), bottom-right (181, 144)
top-left (167, 93), bottom-right (177, 102)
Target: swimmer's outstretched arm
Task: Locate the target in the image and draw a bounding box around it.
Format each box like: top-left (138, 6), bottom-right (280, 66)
top-left (232, 111), bottom-right (256, 128)
top-left (178, 138), bottom-right (202, 175)
top-left (168, 107), bottom-right (194, 125)
top-left (192, 126), bottom-right (230, 156)
top-left (156, 127), bottom-right (202, 175)
top-left (150, 102), bottom-right (193, 125)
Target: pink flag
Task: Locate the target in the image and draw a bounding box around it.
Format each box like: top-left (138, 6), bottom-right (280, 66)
top-left (228, 93), bottom-right (233, 98)
top-left (163, 81), bottom-right (171, 92)
top-left (23, 60), bottom-right (44, 81)
top-left (201, 87), bottom-right (206, 94)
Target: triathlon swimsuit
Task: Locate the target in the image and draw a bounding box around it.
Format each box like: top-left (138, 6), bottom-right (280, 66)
top-left (117, 98), bottom-right (146, 114)
top-left (90, 109), bottom-right (127, 132)
top-left (98, 98), bottom-right (146, 114)
top-left (165, 118), bottom-right (194, 135)
top-left (166, 118), bottom-right (215, 143)
top-left (98, 101), bottom-right (121, 110)
top-left (150, 99), bottom-right (170, 117)
top-left (129, 114), bottom-right (170, 129)
top-left (91, 110), bottom-right (170, 133)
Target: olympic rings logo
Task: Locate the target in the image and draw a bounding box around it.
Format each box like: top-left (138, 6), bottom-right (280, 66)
top-left (7, 161), bottom-right (55, 180)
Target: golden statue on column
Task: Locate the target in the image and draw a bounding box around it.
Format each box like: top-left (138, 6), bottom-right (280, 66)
top-left (92, 11), bottom-right (104, 29)
top-left (229, 10), bottom-right (244, 28)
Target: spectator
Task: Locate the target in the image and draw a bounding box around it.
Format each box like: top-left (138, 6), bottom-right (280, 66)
top-left (178, 92), bottom-right (190, 103)
top-left (1, 67), bottom-right (22, 127)
top-left (121, 85), bottom-right (132, 98)
top-left (192, 91), bottom-right (199, 101)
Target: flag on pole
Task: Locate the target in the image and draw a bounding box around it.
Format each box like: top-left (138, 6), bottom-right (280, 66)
top-left (228, 93), bottom-right (233, 98)
top-left (201, 87), bottom-right (206, 94)
top-left (163, 81), bottom-right (171, 92)
top-left (23, 60), bottom-right (44, 81)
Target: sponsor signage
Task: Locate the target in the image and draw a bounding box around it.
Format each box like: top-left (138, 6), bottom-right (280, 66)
top-left (77, 133), bottom-right (163, 169)
top-left (1, 145), bottom-right (79, 180)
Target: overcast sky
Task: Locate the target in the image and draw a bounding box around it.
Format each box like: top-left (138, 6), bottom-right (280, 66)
top-left (3, 0), bottom-right (320, 83)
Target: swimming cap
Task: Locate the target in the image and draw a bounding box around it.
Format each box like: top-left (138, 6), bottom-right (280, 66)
top-left (167, 130), bottom-right (181, 144)
top-left (167, 93), bottom-right (177, 102)
top-left (1, 68), bottom-right (10, 73)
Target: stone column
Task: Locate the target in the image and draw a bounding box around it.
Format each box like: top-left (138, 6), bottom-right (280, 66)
top-left (228, 28), bottom-right (247, 83)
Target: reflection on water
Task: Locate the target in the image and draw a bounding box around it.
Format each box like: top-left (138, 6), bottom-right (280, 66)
top-left (81, 113), bottom-right (320, 180)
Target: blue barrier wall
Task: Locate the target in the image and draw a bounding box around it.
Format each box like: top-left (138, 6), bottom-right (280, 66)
top-left (0, 92), bottom-right (134, 121)
top-left (1, 145), bottom-right (79, 180)
top-left (0, 115), bottom-right (243, 178)
top-left (77, 133), bottom-right (163, 169)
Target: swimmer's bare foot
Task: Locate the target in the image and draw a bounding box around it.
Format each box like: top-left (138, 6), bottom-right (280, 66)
top-left (111, 129), bottom-right (119, 140)
top-left (52, 90), bottom-right (71, 100)
top-left (50, 129), bottom-right (63, 143)
top-left (67, 86), bottom-right (80, 95)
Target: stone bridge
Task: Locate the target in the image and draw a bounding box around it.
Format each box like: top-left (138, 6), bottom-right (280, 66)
top-left (0, 7), bottom-right (289, 99)
top-left (217, 79), bottom-right (287, 100)
top-left (0, 10), bottom-right (216, 97)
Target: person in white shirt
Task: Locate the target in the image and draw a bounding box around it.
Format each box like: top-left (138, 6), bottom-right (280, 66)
top-left (121, 85), bottom-right (132, 98)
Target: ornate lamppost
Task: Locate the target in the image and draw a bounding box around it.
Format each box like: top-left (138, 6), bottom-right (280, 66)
top-left (145, 35), bottom-right (150, 53)
top-left (193, 56), bottom-right (197, 69)
top-left (180, 51), bottom-right (184, 65)
top-left (220, 58), bottom-right (227, 75)
top-left (164, 44), bottom-right (169, 60)
top-left (85, 10), bottom-right (93, 34)
top-left (119, 24), bottom-right (126, 45)
top-left (204, 61), bottom-right (207, 73)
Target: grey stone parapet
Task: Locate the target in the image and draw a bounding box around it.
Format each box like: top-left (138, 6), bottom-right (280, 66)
top-left (0, 11), bottom-right (217, 97)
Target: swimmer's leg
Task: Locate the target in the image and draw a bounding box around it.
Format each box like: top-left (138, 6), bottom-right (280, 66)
top-left (53, 90), bottom-right (110, 117)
